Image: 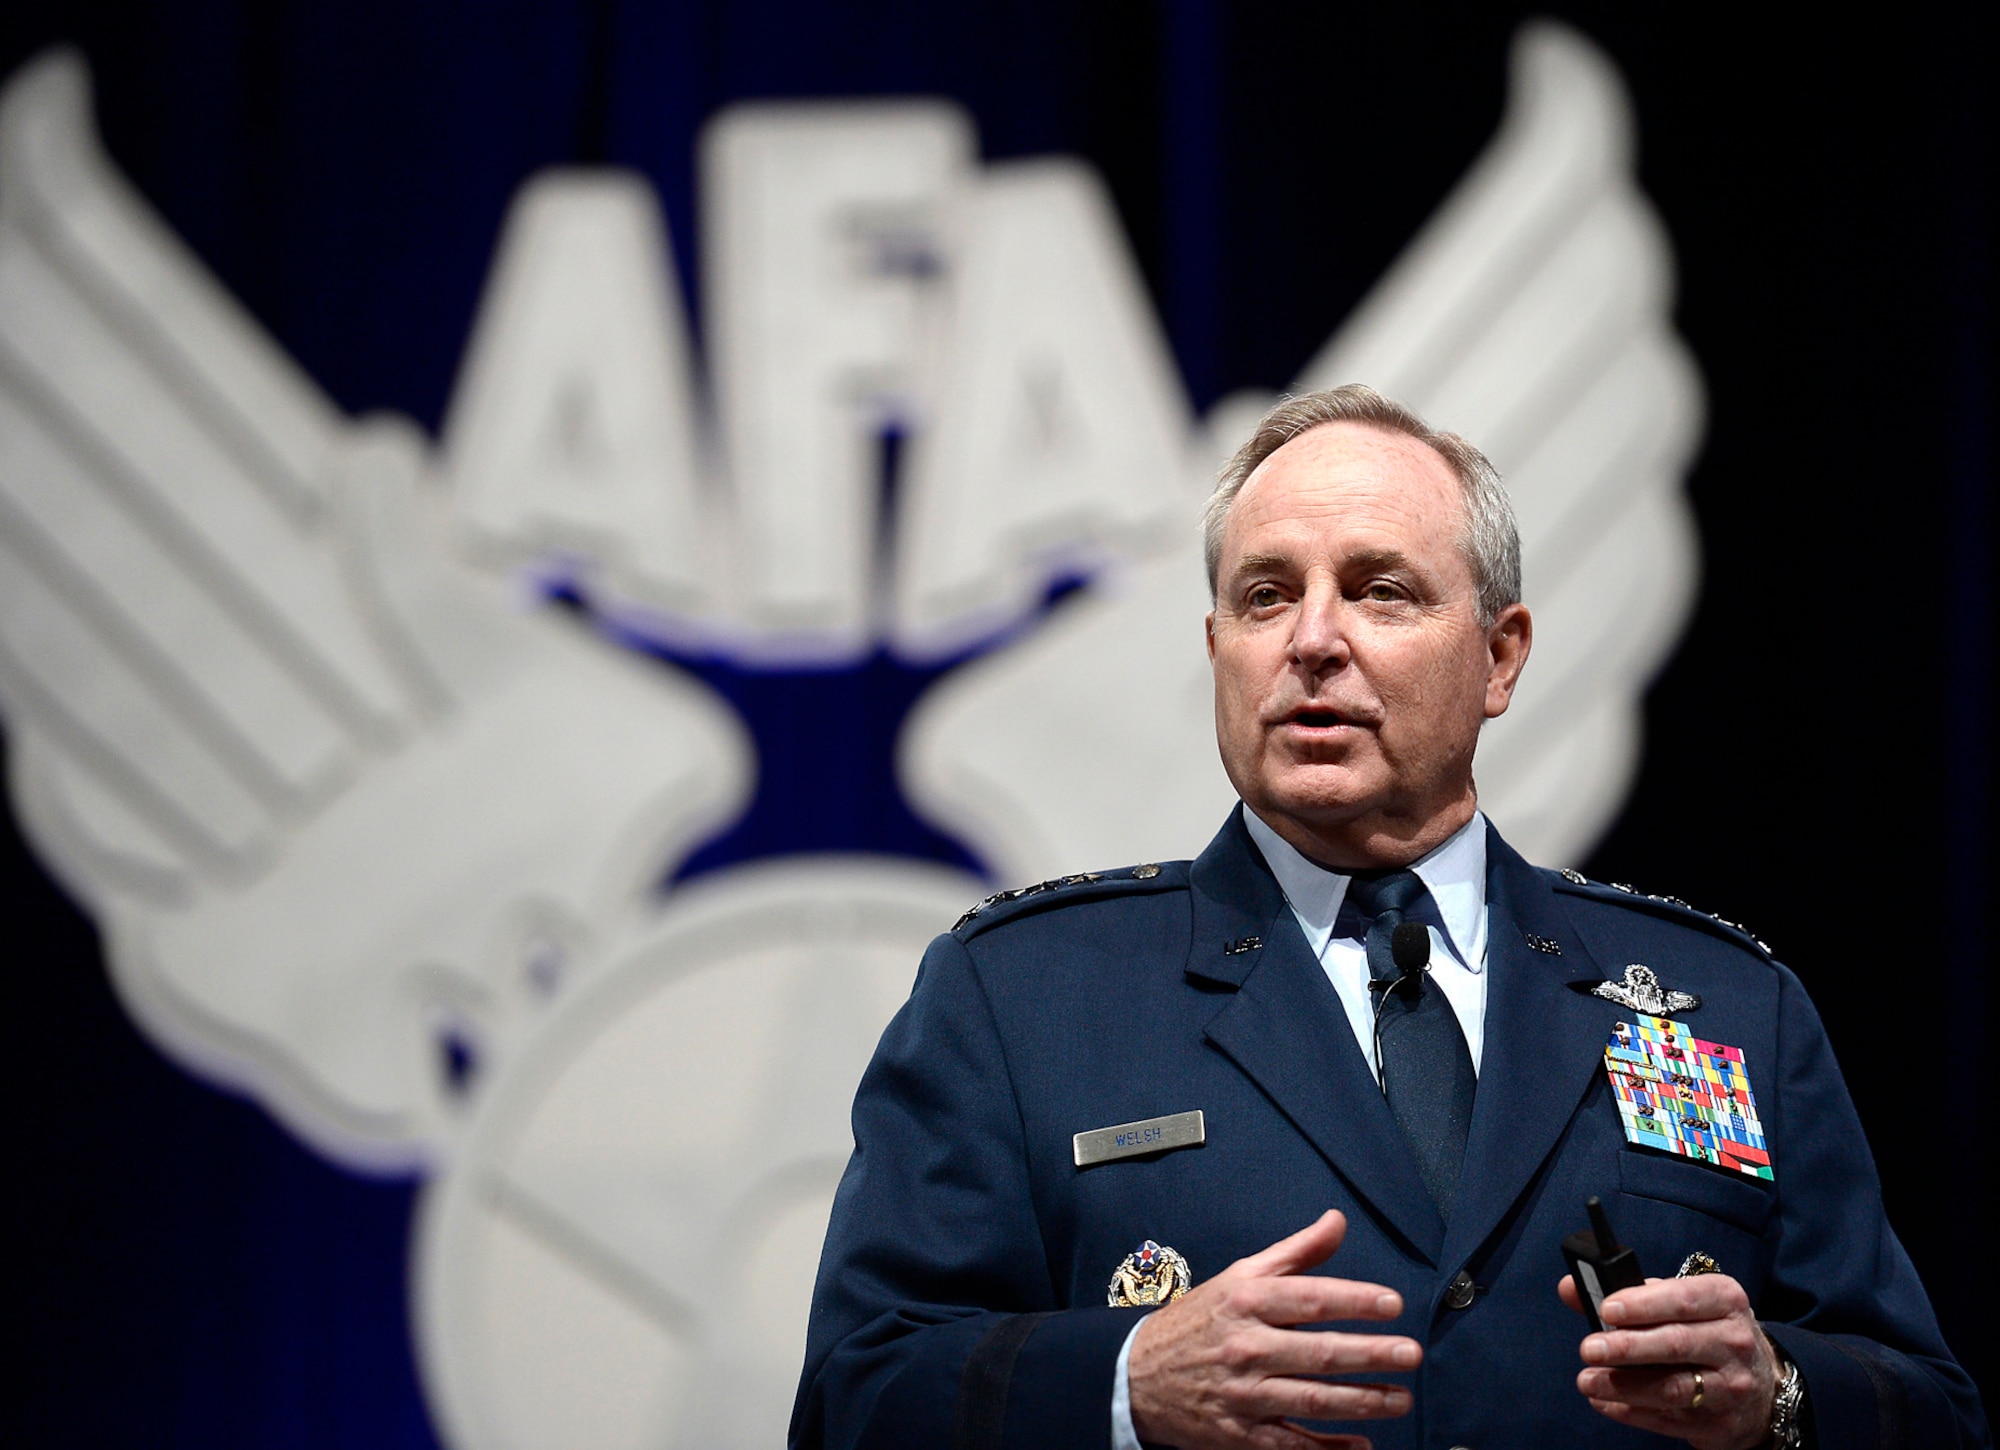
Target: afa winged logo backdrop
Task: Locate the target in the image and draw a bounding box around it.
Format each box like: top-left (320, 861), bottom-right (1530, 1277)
top-left (0, 21), bottom-right (1706, 1450)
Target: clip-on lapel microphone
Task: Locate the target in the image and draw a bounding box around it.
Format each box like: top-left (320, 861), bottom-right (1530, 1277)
top-left (1369, 921), bottom-right (1432, 1093)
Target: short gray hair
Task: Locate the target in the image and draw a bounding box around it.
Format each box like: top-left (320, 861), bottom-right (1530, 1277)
top-left (1202, 384), bottom-right (1522, 626)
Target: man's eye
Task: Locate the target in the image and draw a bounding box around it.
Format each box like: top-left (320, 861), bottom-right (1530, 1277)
top-left (1247, 585), bottom-right (1285, 608)
top-left (1363, 582), bottom-right (1404, 602)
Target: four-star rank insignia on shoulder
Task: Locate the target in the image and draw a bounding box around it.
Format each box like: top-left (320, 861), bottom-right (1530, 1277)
top-left (1605, 1015), bottom-right (1773, 1180)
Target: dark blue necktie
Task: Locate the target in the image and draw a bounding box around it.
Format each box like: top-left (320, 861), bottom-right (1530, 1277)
top-left (1344, 870), bottom-right (1476, 1221)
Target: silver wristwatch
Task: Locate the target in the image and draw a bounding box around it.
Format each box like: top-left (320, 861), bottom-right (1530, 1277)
top-left (1768, 1355), bottom-right (1805, 1449)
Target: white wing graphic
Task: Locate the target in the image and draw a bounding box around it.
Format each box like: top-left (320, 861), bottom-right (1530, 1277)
top-left (1294, 20), bottom-right (1702, 860)
top-left (900, 21), bottom-right (1702, 883)
top-left (0, 51), bottom-right (753, 1170)
top-left (413, 858), bottom-right (982, 1450)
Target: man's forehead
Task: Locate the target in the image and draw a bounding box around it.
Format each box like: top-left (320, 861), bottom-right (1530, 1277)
top-left (1241, 420), bottom-right (1457, 499)
top-left (1229, 422), bottom-right (1463, 542)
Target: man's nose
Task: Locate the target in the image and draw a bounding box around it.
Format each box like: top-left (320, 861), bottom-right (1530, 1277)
top-left (1289, 584), bottom-right (1350, 672)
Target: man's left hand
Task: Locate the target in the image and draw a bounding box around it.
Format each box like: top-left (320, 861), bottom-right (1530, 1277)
top-left (1558, 1272), bottom-right (1781, 1450)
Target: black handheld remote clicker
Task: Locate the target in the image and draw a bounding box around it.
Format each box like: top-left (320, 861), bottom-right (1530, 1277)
top-left (1561, 1195), bottom-right (1645, 1333)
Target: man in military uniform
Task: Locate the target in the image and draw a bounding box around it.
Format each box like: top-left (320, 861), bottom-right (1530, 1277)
top-left (791, 386), bottom-right (1987, 1449)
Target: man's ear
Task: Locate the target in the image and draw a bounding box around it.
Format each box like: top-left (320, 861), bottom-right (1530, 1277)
top-left (1483, 603), bottom-right (1532, 719)
top-left (1205, 610), bottom-right (1217, 661)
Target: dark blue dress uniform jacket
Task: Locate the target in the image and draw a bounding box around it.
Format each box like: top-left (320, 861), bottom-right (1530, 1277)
top-left (791, 812), bottom-right (1988, 1449)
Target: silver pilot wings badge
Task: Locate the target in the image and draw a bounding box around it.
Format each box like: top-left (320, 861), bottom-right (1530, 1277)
top-left (1592, 963), bottom-right (1703, 1015)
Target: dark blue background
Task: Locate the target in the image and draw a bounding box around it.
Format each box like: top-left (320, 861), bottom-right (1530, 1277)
top-left (2, 3), bottom-right (1990, 1444)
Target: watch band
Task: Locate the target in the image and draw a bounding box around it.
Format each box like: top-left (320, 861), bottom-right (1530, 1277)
top-left (1767, 1355), bottom-right (1805, 1449)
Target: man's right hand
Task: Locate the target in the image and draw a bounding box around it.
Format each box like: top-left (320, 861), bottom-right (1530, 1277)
top-left (1127, 1209), bottom-right (1420, 1449)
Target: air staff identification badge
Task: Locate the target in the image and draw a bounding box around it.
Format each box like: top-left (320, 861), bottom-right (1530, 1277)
top-left (1605, 1015), bottom-right (1773, 1181)
top-left (1107, 1240), bottom-right (1191, 1307)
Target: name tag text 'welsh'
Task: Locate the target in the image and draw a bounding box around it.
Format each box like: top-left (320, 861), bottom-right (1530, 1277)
top-left (1073, 1110), bottom-right (1206, 1168)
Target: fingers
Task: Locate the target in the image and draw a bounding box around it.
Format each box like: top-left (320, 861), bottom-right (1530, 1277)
top-left (1584, 1320), bottom-right (1760, 1373)
top-left (1556, 1273), bottom-right (1582, 1314)
top-left (1599, 1273), bottom-right (1749, 1327)
top-left (1584, 1296), bottom-right (1760, 1376)
top-left (1259, 1430), bottom-right (1375, 1450)
top-left (1568, 1274), bottom-right (1779, 1450)
top-left (1577, 1363), bottom-right (1712, 1411)
top-left (1248, 1274), bottom-right (1404, 1327)
top-left (1576, 1274), bottom-right (1753, 1368)
top-left (1232, 1209), bottom-right (1349, 1279)
top-left (1578, 1361), bottom-right (1773, 1449)
top-left (1129, 1210), bottom-right (1420, 1449)
top-left (1247, 1375), bottom-right (1413, 1424)
top-left (1208, 1319), bottom-right (1420, 1380)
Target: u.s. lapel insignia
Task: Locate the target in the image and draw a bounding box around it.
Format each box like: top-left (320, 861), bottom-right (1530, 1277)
top-left (1107, 1240), bottom-right (1191, 1307)
top-left (1591, 963), bottom-right (1701, 1014)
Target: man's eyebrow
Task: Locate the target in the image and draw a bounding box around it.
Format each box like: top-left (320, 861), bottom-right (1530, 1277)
top-left (1226, 552), bottom-right (1297, 583)
top-left (1341, 547), bottom-right (1415, 574)
top-left (1226, 547), bottom-right (1417, 584)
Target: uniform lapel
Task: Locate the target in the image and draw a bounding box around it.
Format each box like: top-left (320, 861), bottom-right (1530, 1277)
top-left (1188, 811), bottom-right (1446, 1265)
top-left (1439, 824), bottom-right (1615, 1273)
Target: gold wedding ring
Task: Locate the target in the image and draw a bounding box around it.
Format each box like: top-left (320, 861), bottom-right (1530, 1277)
top-left (1689, 1369), bottom-right (1706, 1410)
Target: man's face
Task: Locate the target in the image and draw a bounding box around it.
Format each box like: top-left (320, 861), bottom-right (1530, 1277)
top-left (1206, 421), bottom-right (1531, 867)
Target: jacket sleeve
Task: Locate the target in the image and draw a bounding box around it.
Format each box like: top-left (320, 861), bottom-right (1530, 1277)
top-left (1758, 962), bottom-right (1990, 1449)
top-left (789, 930), bottom-right (1141, 1450)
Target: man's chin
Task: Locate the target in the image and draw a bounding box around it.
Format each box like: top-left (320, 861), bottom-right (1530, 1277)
top-left (1243, 780), bottom-right (1387, 842)
top-left (1254, 760), bottom-right (1386, 817)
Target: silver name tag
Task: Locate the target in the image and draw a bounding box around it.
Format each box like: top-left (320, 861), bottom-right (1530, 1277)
top-left (1073, 1110), bottom-right (1206, 1167)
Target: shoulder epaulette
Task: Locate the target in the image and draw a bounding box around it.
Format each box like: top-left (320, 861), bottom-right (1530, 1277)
top-left (952, 861), bottom-right (1186, 936)
top-left (1550, 867), bottom-right (1776, 957)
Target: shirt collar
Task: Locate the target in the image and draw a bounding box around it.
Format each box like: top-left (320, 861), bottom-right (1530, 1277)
top-left (1240, 804), bottom-right (1489, 972)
